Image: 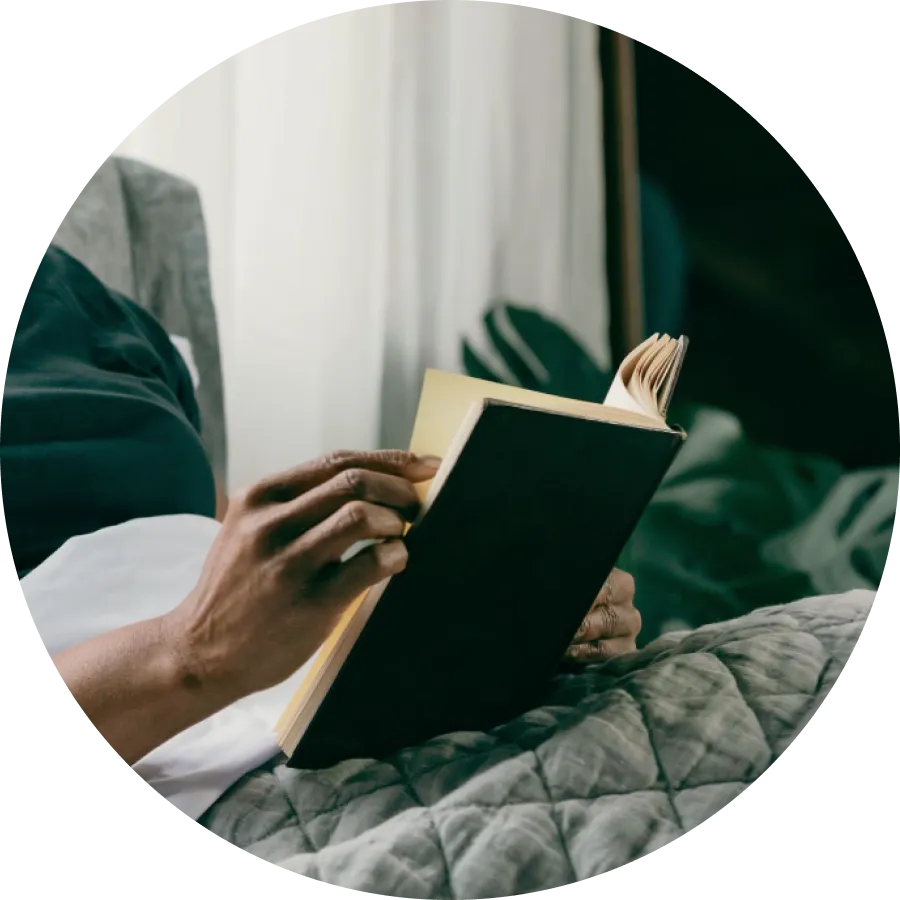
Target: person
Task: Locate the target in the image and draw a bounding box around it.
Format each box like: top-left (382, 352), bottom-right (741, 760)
top-left (1, 246), bottom-right (641, 766)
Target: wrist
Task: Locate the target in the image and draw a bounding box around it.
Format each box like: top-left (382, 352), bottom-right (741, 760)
top-left (157, 606), bottom-right (242, 711)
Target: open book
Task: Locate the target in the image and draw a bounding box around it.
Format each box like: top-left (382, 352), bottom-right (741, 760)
top-left (277, 334), bottom-right (688, 768)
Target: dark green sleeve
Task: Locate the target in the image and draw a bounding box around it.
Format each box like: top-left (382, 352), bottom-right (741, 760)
top-left (2, 247), bottom-right (218, 577)
top-left (108, 284), bottom-right (205, 438)
top-left (150, 319), bottom-right (205, 437)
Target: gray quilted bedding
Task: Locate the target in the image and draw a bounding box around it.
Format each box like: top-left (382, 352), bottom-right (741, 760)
top-left (202, 589), bottom-right (871, 897)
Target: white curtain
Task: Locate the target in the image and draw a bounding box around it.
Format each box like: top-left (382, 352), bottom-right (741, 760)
top-left (118, 1), bottom-right (608, 491)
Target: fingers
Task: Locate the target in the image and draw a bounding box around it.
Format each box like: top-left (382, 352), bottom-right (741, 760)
top-left (286, 500), bottom-right (408, 571)
top-left (573, 569), bottom-right (638, 642)
top-left (567, 569), bottom-right (640, 665)
top-left (266, 468), bottom-right (423, 543)
top-left (595, 569), bottom-right (635, 610)
top-left (245, 450), bottom-right (441, 505)
top-left (564, 636), bottom-right (637, 664)
top-left (574, 602), bottom-right (641, 643)
top-left (316, 539), bottom-right (409, 601)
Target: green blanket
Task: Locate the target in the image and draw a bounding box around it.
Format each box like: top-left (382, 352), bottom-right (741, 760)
top-left (463, 304), bottom-right (895, 645)
top-left (622, 405), bottom-right (894, 643)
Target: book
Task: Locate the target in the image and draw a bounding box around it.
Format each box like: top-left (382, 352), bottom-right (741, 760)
top-left (276, 333), bottom-right (689, 769)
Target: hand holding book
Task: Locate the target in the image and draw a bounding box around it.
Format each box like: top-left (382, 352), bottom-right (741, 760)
top-left (564, 568), bottom-right (639, 663)
top-left (165, 451), bottom-right (440, 704)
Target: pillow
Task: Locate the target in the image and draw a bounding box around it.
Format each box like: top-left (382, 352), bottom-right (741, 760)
top-left (169, 334), bottom-right (201, 390)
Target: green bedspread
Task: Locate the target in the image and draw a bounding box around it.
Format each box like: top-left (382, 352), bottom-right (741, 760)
top-left (462, 303), bottom-right (896, 644)
top-left (622, 404), bottom-right (894, 643)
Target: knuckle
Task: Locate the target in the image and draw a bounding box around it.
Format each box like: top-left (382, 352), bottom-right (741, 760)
top-left (269, 548), bottom-right (295, 581)
top-left (602, 603), bottom-right (618, 634)
top-left (230, 487), bottom-right (254, 512)
top-left (339, 467), bottom-right (369, 498)
top-left (322, 449), bottom-right (355, 471)
top-left (237, 512), bottom-right (265, 547)
top-left (241, 467), bottom-right (297, 506)
top-left (341, 499), bottom-right (371, 530)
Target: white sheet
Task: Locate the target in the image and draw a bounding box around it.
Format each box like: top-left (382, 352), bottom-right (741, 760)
top-left (20, 514), bottom-right (318, 821)
top-left (168, 334), bottom-right (201, 389)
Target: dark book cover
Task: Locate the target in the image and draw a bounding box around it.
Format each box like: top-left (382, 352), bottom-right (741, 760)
top-left (287, 401), bottom-right (684, 769)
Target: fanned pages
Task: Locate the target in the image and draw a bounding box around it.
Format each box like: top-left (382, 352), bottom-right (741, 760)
top-left (604, 333), bottom-right (688, 423)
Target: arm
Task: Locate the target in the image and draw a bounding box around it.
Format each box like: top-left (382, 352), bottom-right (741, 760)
top-left (53, 450), bottom-right (440, 764)
top-left (53, 615), bottom-right (233, 766)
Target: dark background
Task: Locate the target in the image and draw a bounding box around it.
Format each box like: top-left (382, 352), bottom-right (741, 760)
top-left (633, 42), bottom-right (897, 468)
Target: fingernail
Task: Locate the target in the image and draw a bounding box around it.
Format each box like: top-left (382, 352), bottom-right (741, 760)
top-left (413, 455), bottom-right (442, 472)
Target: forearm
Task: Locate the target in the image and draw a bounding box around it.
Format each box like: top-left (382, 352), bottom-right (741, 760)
top-left (52, 614), bottom-right (235, 765)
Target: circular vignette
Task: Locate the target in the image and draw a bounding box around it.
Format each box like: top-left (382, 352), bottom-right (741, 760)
top-left (7, 10), bottom-right (896, 896)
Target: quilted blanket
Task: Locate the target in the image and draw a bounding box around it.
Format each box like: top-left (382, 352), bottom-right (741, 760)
top-left (202, 589), bottom-right (871, 897)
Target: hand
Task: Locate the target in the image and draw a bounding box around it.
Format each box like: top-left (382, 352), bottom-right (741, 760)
top-left (164, 449), bottom-right (441, 703)
top-left (564, 569), bottom-right (640, 664)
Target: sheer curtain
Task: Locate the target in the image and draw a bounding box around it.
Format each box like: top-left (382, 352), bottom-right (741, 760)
top-left (117, 1), bottom-right (609, 491)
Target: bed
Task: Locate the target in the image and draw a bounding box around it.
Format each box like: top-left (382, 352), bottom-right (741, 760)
top-left (53, 159), bottom-right (888, 897)
top-left (200, 590), bottom-right (868, 896)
